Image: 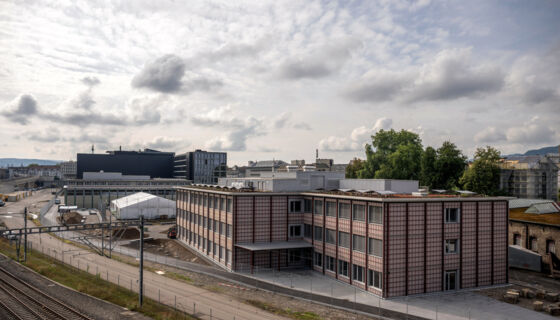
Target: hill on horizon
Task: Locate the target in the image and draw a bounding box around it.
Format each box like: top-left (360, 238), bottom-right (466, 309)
top-left (0, 158), bottom-right (62, 168)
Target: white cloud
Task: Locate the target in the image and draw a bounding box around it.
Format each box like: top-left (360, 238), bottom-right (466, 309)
top-left (474, 127), bottom-right (506, 143)
top-left (506, 117), bottom-right (556, 144)
top-left (319, 117), bottom-right (392, 152)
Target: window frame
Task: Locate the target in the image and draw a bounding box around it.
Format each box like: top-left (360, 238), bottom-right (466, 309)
top-left (352, 264), bottom-right (364, 283)
top-left (352, 234), bottom-right (365, 253)
top-left (352, 204), bottom-right (366, 221)
top-left (444, 208), bottom-right (460, 224)
top-left (444, 239), bottom-right (459, 254)
top-left (338, 231), bottom-right (350, 248)
top-left (289, 224), bottom-right (303, 238)
top-left (368, 269), bottom-right (383, 289)
top-left (338, 259), bottom-right (349, 277)
top-left (314, 226), bottom-right (323, 241)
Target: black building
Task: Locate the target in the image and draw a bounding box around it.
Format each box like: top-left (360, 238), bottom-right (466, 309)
top-left (77, 149), bottom-right (175, 179)
top-left (174, 149), bottom-right (227, 184)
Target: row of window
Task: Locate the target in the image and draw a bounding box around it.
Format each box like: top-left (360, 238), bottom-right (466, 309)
top-left (178, 210), bottom-right (233, 238)
top-left (290, 200), bottom-right (384, 224)
top-left (182, 228), bottom-right (232, 263)
top-left (179, 192), bottom-right (233, 213)
top-left (513, 234), bottom-right (555, 254)
top-left (313, 252), bottom-right (382, 289)
top-left (303, 224), bottom-right (383, 256)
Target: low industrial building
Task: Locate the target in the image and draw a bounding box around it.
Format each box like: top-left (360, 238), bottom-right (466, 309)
top-left (176, 172), bottom-right (510, 298)
top-left (110, 192), bottom-right (175, 220)
top-left (63, 174), bottom-right (189, 209)
top-left (508, 198), bottom-right (560, 272)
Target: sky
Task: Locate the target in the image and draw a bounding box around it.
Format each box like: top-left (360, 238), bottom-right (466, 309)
top-left (1, 0), bottom-right (559, 166)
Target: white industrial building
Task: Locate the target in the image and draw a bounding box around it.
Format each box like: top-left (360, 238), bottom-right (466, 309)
top-left (110, 192), bottom-right (175, 220)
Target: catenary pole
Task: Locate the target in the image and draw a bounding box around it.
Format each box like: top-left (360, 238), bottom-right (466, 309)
top-left (139, 215), bottom-right (144, 306)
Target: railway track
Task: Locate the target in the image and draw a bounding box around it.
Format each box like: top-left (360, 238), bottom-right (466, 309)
top-left (0, 265), bottom-right (93, 320)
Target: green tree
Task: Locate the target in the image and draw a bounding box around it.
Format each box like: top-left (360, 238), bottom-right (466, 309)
top-left (358, 129), bottom-right (423, 180)
top-left (434, 141), bottom-right (467, 190)
top-left (420, 146), bottom-right (438, 187)
top-left (345, 158), bottom-right (364, 178)
top-left (459, 146), bottom-right (501, 195)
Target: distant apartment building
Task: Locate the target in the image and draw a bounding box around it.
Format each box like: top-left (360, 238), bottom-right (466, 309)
top-left (173, 150), bottom-right (227, 184)
top-left (60, 160), bottom-right (77, 179)
top-left (176, 172), bottom-right (509, 298)
top-left (77, 149), bottom-right (175, 179)
top-left (8, 165), bottom-right (61, 179)
top-left (500, 155), bottom-right (559, 201)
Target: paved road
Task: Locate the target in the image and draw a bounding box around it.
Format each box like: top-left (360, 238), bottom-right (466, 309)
top-left (0, 191), bottom-right (287, 320)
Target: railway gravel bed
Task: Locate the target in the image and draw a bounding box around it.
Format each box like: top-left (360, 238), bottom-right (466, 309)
top-left (0, 254), bottom-right (151, 320)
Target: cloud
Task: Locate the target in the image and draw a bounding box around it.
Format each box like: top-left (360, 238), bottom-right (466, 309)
top-left (272, 112), bottom-right (312, 131)
top-left (204, 118), bottom-right (262, 151)
top-left (319, 117), bottom-right (392, 152)
top-left (345, 48), bottom-right (504, 103)
top-left (293, 122), bottom-right (312, 130)
top-left (2, 94), bottom-right (38, 125)
top-left (131, 54), bottom-right (222, 94)
top-left (144, 136), bottom-right (186, 150)
top-left (279, 37), bottom-right (361, 80)
top-left (506, 117), bottom-right (555, 144)
top-left (132, 55), bottom-right (186, 93)
top-left (81, 76), bottom-right (100, 87)
top-left (27, 127), bottom-right (62, 143)
top-left (474, 127), bottom-right (506, 143)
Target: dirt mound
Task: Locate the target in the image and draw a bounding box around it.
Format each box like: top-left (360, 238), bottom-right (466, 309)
top-left (58, 211), bottom-right (84, 225)
top-left (112, 227), bottom-right (140, 240)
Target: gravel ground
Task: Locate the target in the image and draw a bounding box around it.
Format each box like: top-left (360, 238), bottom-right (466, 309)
top-left (125, 238), bottom-right (212, 266)
top-left (113, 251), bottom-right (381, 320)
top-left (476, 268), bottom-right (560, 317)
top-left (0, 254), bottom-right (151, 320)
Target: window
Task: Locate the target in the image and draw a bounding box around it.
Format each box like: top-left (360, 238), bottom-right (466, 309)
top-left (529, 237), bottom-right (538, 251)
top-left (288, 249), bottom-right (301, 263)
top-left (513, 234), bottom-right (522, 246)
top-left (352, 264), bottom-right (364, 282)
top-left (445, 239), bottom-right (459, 254)
top-left (352, 204), bottom-right (366, 221)
top-left (314, 226), bottom-right (323, 241)
top-left (314, 200), bottom-right (323, 215)
top-left (226, 199), bottom-right (232, 212)
top-left (214, 243), bottom-right (218, 256)
top-left (289, 225), bottom-right (303, 238)
top-left (547, 240), bottom-right (555, 254)
top-left (338, 260), bottom-right (349, 277)
top-left (227, 224), bottom-right (232, 238)
top-left (326, 202), bottom-right (336, 217)
top-left (368, 206), bottom-right (383, 224)
top-left (314, 252), bottom-right (323, 267)
top-left (208, 219), bottom-right (213, 231)
top-left (338, 231), bottom-right (350, 248)
top-left (304, 224), bottom-right (312, 238)
top-left (445, 208), bottom-right (460, 223)
top-left (368, 238), bottom-right (383, 257)
top-left (220, 222), bottom-right (225, 235)
top-left (368, 270), bottom-right (382, 289)
top-left (219, 246), bottom-right (224, 259)
top-left (289, 200), bottom-right (303, 213)
top-left (325, 256), bottom-right (335, 272)
top-left (339, 203), bottom-right (351, 219)
top-left (214, 197), bottom-right (218, 209)
top-left (304, 199), bottom-right (312, 212)
top-left (209, 196), bottom-right (213, 208)
top-left (220, 198), bottom-right (225, 211)
top-left (326, 229), bottom-right (336, 244)
top-left (353, 235), bottom-right (365, 252)
top-left (226, 249), bottom-right (231, 263)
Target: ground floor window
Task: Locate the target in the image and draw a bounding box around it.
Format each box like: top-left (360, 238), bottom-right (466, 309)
top-left (547, 239), bottom-right (555, 254)
top-left (444, 270), bottom-right (458, 291)
top-left (325, 256), bottom-right (335, 272)
top-left (288, 249), bottom-right (301, 263)
top-left (368, 269), bottom-right (382, 289)
top-left (530, 236), bottom-right (538, 251)
top-left (513, 233), bottom-right (522, 246)
top-left (352, 264), bottom-right (364, 282)
top-left (219, 246), bottom-right (224, 259)
top-left (314, 252), bottom-right (323, 267)
top-left (338, 260), bottom-right (349, 277)
top-left (226, 250), bottom-right (231, 264)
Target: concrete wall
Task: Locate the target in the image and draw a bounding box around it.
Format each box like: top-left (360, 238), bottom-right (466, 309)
top-left (339, 179), bottom-right (419, 193)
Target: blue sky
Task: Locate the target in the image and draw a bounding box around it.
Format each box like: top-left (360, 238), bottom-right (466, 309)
top-left (0, 0), bottom-right (559, 165)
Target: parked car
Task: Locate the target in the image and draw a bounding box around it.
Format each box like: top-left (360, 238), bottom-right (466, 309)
top-left (0, 200), bottom-right (5, 207)
top-left (54, 198), bottom-right (61, 204)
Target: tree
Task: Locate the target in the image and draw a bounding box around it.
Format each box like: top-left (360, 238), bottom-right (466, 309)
top-left (459, 146), bottom-right (501, 195)
top-left (346, 158), bottom-right (364, 178)
top-left (358, 129), bottom-right (423, 180)
top-left (420, 146), bottom-right (438, 187)
top-left (434, 141), bottom-right (467, 190)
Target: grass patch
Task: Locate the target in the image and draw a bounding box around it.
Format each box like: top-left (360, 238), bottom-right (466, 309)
top-left (245, 299), bottom-right (321, 320)
top-left (0, 238), bottom-right (196, 320)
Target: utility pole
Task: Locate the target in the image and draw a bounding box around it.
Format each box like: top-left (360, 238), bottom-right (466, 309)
top-left (139, 215), bottom-right (144, 307)
top-left (24, 207), bottom-right (27, 262)
top-left (109, 201), bottom-right (112, 258)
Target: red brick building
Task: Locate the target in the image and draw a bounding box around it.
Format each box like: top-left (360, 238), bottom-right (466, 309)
top-left (176, 178), bottom-right (509, 298)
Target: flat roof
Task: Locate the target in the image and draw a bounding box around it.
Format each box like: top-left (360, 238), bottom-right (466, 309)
top-left (235, 241), bottom-right (313, 251)
top-left (178, 186), bottom-right (512, 202)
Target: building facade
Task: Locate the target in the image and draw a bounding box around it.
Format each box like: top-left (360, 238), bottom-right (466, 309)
top-left (500, 155), bottom-right (559, 201)
top-left (174, 150), bottom-right (227, 184)
top-left (176, 177), bottom-right (509, 298)
top-left (60, 160), bottom-right (77, 179)
top-left (77, 149), bottom-right (175, 179)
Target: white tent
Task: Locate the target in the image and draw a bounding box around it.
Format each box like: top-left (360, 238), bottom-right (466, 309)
top-left (110, 192), bottom-right (175, 220)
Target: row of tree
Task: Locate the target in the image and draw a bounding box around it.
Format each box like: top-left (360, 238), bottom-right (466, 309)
top-left (346, 129), bottom-right (502, 195)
